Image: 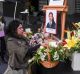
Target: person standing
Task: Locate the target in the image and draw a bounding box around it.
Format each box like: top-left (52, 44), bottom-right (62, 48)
top-left (0, 16), bottom-right (7, 63)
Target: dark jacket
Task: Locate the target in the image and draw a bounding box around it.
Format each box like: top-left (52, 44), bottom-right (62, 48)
top-left (6, 37), bottom-right (40, 70)
top-left (46, 20), bottom-right (56, 29)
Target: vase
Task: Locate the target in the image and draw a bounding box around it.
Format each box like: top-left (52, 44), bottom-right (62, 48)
top-left (71, 51), bottom-right (80, 71)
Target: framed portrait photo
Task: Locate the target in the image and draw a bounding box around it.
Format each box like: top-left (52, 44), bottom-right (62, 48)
top-left (45, 10), bottom-right (57, 34)
top-left (49, 0), bottom-right (64, 6)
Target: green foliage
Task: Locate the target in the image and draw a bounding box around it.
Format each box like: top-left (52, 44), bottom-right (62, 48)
top-left (33, 44), bottom-right (71, 64)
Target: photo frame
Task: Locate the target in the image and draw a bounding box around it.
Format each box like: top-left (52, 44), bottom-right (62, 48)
top-left (49, 0), bottom-right (64, 6)
top-left (45, 10), bottom-right (57, 34)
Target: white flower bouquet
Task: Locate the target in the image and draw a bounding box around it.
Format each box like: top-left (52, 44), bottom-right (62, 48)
top-left (33, 41), bottom-right (70, 68)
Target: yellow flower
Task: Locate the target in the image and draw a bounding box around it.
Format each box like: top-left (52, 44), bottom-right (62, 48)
top-left (64, 36), bottom-right (78, 49)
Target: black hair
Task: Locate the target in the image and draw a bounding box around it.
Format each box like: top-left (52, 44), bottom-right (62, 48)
top-left (0, 16), bottom-right (5, 23)
top-left (49, 12), bottom-right (53, 16)
top-left (49, 12), bottom-right (54, 21)
top-left (6, 20), bottom-right (23, 38)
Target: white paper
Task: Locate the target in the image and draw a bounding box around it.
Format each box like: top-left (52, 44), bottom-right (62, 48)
top-left (25, 28), bottom-right (31, 33)
top-left (49, 0), bottom-right (64, 6)
top-left (0, 0), bottom-right (4, 1)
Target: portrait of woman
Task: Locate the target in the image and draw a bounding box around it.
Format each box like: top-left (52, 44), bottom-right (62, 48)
top-left (46, 12), bottom-right (56, 29)
top-left (45, 10), bottom-right (57, 34)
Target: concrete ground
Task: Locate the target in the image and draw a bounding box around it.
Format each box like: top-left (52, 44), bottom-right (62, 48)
top-left (0, 63), bottom-right (7, 74)
top-left (0, 61), bottom-right (80, 74)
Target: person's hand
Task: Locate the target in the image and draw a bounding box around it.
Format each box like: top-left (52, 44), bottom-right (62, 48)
top-left (30, 40), bottom-right (36, 43)
top-left (23, 32), bottom-right (27, 37)
top-left (30, 39), bottom-right (37, 45)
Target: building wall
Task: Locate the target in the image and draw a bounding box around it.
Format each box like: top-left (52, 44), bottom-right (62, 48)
top-left (0, 0), bottom-right (76, 16)
top-left (48, 0), bottom-right (75, 15)
top-left (0, 2), bottom-right (3, 15)
top-left (67, 0), bottom-right (75, 14)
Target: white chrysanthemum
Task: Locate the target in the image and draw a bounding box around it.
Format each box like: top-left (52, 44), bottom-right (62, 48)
top-left (28, 57), bottom-right (35, 64)
top-left (38, 51), bottom-right (42, 55)
top-left (40, 46), bottom-right (44, 49)
top-left (37, 46), bottom-right (45, 55)
top-left (53, 51), bottom-right (59, 60)
top-left (40, 53), bottom-right (47, 61)
top-left (37, 46), bottom-right (44, 55)
top-left (60, 49), bottom-right (64, 53)
top-left (49, 42), bottom-right (57, 47)
top-left (59, 40), bottom-right (62, 43)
